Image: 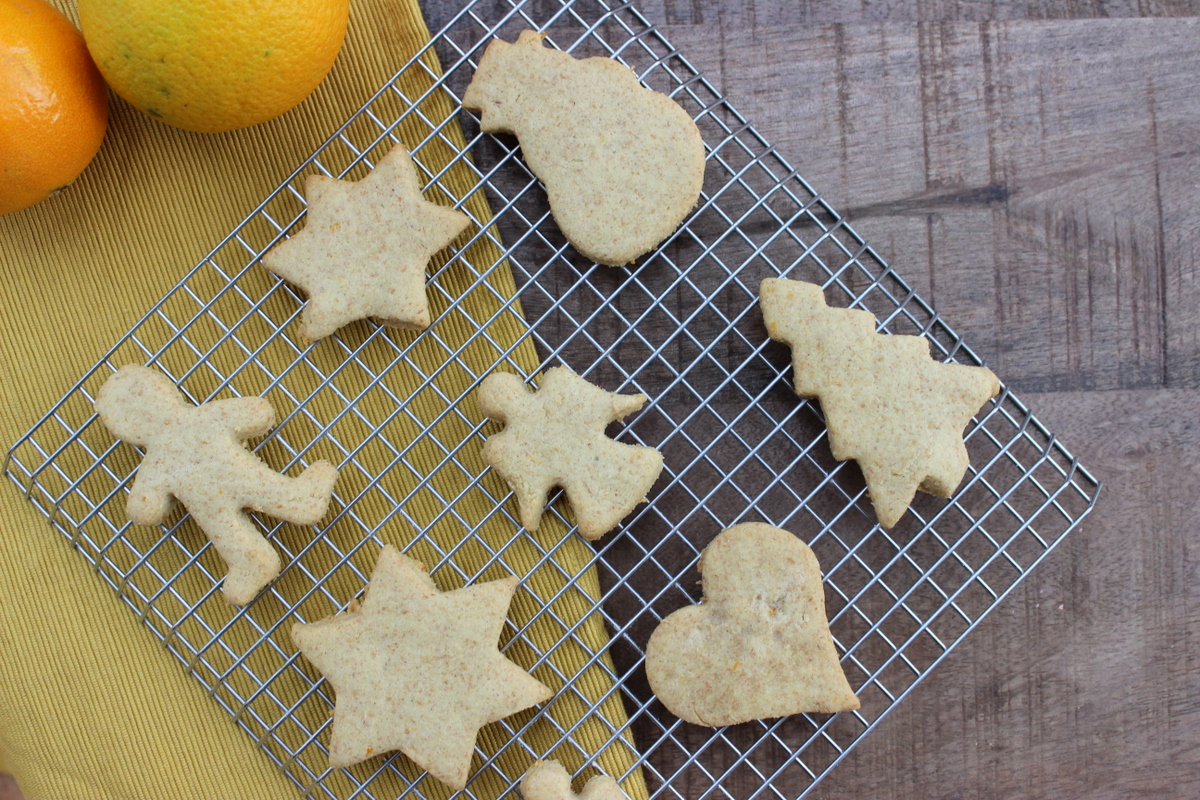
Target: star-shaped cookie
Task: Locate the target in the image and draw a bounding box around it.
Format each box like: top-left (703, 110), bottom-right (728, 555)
top-left (476, 367), bottom-right (663, 540)
top-left (261, 144), bottom-right (470, 341)
top-left (760, 278), bottom-right (1000, 527)
top-left (291, 545), bottom-right (552, 787)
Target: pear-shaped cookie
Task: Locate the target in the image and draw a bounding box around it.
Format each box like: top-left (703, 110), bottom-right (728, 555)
top-left (463, 31), bottom-right (705, 266)
top-left (645, 523), bottom-right (859, 726)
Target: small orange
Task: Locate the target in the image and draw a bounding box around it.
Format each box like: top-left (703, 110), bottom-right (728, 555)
top-left (0, 0), bottom-right (109, 215)
top-left (78, 0), bottom-right (349, 134)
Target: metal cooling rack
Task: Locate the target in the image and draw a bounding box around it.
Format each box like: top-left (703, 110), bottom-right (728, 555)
top-left (5, 0), bottom-right (1100, 797)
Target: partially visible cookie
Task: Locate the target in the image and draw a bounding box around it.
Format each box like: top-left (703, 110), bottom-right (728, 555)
top-left (94, 364), bottom-right (338, 605)
top-left (645, 523), bottom-right (859, 726)
top-left (760, 278), bottom-right (1001, 527)
top-left (477, 367), bottom-right (663, 540)
top-left (261, 143), bottom-right (470, 341)
top-left (291, 545), bottom-right (552, 787)
top-left (463, 31), bottom-right (705, 266)
top-left (521, 760), bottom-right (628, 800)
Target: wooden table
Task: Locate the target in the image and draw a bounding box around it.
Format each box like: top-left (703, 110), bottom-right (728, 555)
top-left (4, 1), bottom-right (1197, 798)
top-left (613, 1), bottom-right (1200, 797)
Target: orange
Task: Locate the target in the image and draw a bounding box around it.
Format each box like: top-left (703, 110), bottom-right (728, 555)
top-left (78, 0), bottom-right (350, 134)
top-left (0, 0), bottom-right (109, 216)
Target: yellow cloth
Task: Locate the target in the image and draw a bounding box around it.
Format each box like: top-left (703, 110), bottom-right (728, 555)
top-left (0, 2), bottom-right (644, 798)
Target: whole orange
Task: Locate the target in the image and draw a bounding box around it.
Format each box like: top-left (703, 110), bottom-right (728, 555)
top-left (0, 0), bottom-right (109, 216)
top-left (78, 0), bottom-right (350, 134)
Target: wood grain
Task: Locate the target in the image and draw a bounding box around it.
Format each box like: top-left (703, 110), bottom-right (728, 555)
top-left (632, 7), bottom-right (1200, 798)
top-left (655, 18), bottom-right (1200, 393)
top-left (817, 388), bottom-right (1200, 798)
top-left (439, 3), bottom-right (1200, 797)
top-left (640, 0), bottom-right (1200, 24)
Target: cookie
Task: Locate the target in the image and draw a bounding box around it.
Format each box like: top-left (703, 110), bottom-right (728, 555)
top-left (291, 545), bottom-right (552, 787)
top-left (645, 522), bottom-right (859, 726)
top-left (477, 367), bottom-right (663, 540)
top-left (520, 759), bottom-right (628, 800)
top-left (760, 278), bottom-right (1001, 527)
top-left (463, 31), bottom-right (705, 266)
top-left (261, 143), bottom-right (470, 341)
top-left (94, 365), bottom-right (338, 605)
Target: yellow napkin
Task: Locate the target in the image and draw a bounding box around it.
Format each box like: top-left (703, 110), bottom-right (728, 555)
top-left (0, 2), bottom-right (645, 798)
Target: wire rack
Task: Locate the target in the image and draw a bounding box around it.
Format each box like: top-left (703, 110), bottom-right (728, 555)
top-left (4, 0), bottom-right (1100, 798)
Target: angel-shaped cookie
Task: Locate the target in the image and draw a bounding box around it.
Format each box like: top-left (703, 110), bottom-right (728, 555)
top-left (95, 365), bottom-right (338, 604)
top-left (476, 367), bottom-right (663, 540)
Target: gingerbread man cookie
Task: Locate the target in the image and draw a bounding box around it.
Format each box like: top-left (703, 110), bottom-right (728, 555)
top-left (95, 365), bottom-right (338, 604)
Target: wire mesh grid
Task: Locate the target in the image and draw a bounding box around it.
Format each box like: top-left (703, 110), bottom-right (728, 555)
top-left (4, 0), bottom-right (1100, 797)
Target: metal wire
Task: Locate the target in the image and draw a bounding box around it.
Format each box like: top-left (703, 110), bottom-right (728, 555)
top-left (4, 0), bottom-right (1100, 798)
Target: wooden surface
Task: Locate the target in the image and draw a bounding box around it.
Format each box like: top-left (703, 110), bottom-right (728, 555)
top-left (4, 1), bottom-right (1197, 798)
top-left (632, 2), bottom-right (1200, 798)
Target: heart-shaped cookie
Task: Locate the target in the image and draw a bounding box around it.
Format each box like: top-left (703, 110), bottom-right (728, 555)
top-left (645, 522), bottom-right (859, 726)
